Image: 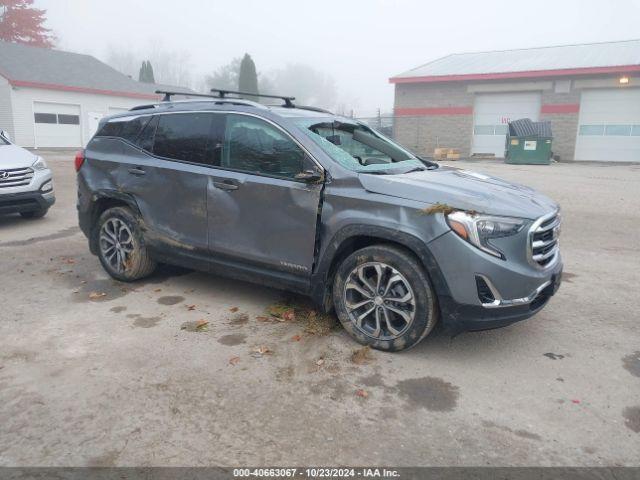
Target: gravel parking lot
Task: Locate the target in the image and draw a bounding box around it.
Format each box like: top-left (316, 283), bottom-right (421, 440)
top-left (1, 153), bottom-right (639, 467)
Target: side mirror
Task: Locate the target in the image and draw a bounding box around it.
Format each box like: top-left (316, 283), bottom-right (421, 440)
top-left (0, 130), bottom-right (10, 142)
top-left (295, 169), bottom-right (324, 183)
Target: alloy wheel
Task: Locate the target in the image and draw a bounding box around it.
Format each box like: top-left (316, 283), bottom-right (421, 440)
top-left (343, 262), bottom-right (416, 340)
top-left (99, 218), bottom-right (135, 273)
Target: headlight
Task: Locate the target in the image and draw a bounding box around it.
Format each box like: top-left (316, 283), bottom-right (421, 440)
top-left (32, 156), bottom-right (48, 170)
top-left (446, 211), bottom-right (525, 259)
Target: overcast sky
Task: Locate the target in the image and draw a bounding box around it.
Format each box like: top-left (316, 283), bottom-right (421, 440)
top-left (37, 0), bottom-right (640, 116)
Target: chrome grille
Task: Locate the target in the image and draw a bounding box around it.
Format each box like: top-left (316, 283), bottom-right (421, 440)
top-left (0, 167), bottom-right (34, 189)
top-left (529, 211), bottom-right (561, 268)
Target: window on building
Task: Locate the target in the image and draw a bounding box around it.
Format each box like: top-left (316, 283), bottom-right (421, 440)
top-left (579, 125), bottom-right (605, 136)
top-left (57, 114), bottom-right (80, 125)
top-left (34, 113), bottom-right (57, 124)
top-left (632, 125), bottom-right (640, 136)
top-left (473, 125), bottom-right (495, 135)
top-left (604, 125), bottom-right (632, 136)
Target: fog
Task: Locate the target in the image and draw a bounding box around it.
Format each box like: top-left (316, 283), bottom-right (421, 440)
top-left (38, 0), bottom-right (640, 116)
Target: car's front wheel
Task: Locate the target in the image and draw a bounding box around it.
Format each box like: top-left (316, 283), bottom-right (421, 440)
top-left (96, 206), bottom-right (156, 282)
top-left (333, 245), bottom-right (438, 352)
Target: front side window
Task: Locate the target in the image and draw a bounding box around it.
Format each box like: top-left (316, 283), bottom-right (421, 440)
top-left (222, 114), bottom-right (305, 179)
top-left (153, 113), bottom-right (213, 164)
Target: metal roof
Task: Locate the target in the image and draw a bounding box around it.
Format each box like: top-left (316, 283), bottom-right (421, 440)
top-left (391, 39), bottom-right (640, 83)
top-left (0, 41), bottom-right (193, 99)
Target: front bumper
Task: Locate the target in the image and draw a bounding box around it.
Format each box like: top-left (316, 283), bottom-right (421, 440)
top-left (427, 229), bottom-right (563, 335)
top-left (0, 190), bottom-right (55, 215)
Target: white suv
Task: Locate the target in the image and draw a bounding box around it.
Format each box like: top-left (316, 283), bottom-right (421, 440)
top-left (0, 130), bottom-right (55, 219)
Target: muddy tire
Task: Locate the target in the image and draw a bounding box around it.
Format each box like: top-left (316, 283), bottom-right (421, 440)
top-left (332, 245), bottom-right (437, 352)
top-left (95, 206), bottom-right (156, 282)
top-left (20, 209), bottom-right (48, 219)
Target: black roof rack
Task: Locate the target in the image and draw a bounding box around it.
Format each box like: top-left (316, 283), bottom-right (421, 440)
top-left (210, 88), bottom-right (296, 108)
top-left (155, 90), bottom-right (221, 102)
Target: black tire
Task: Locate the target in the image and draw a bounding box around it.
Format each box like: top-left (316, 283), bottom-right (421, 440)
top-left (20, 209), bottom-right (48, 219)
top-left (95, 206), bottom-right (156, 282)
top-left (332, 245), bottom-right (438, 352)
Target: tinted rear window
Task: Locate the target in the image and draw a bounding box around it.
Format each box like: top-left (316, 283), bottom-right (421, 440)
top-left (153, 113), bottom-right (213, 164)
top-left (96, 115), bottom-right (151, 143)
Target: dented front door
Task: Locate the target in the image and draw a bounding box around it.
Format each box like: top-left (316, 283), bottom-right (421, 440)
top-left (206, 113), bottom-right (322, 276)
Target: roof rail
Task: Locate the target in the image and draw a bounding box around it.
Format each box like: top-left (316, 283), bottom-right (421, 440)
top-left (155, 90), bottom-right (220, 102)
top-left (211, 88), bottom-right (296, 108)
top-left (295, 105), bottom-right (333, 114)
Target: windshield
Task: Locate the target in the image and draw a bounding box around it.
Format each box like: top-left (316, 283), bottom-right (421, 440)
top-left (292, 117), bottom-right (428, 174)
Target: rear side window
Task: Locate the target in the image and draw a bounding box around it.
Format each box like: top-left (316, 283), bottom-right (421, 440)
top-left (153, 113), bottom-right (214, 164)
top-left (96, 115), bottom-right (151, 143)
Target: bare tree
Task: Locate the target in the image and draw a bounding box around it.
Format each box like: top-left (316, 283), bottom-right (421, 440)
top-left (205, 57), bottom-right (241, 92)
top-left (266, 64), bottom-right (337, 109)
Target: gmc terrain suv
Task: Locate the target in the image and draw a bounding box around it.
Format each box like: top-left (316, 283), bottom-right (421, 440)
top-left (76, 91), bottom-right (562, 351)
top-left (0, 130), bottom-right (55, 218)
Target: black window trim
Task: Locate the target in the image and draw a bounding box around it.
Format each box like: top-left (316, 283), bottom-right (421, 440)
top-left (103, 110), bottom-right (325, 182)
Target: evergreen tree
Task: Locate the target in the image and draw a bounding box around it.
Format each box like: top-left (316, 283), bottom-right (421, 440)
top-left (138, 61), bottom-right (147, 82)
top-left (238, 53), bottom-right (258, 98)
top-left (146, 61), bottom-right (155, 84)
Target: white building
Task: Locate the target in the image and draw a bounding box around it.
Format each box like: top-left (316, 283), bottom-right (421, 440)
top-left (0, 41), bottom-right (192, 148)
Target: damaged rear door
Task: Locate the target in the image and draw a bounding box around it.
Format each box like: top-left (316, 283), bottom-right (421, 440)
top-left (120, 112), bottom-right (218, 254)
top-left (206, 113), bottom-right (323, 277)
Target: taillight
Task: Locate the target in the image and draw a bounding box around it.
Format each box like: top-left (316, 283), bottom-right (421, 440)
top-left (74, 149), bottom-right (85, 172)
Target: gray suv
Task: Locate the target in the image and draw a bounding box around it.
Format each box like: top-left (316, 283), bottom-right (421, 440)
top-left (76, 91), bottom-right (562, 351)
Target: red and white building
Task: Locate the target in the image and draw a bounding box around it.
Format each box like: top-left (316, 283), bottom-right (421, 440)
top-left (390, 39), bottom-right (640, 161)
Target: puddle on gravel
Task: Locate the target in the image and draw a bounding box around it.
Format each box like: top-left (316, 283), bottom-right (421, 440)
top-left (217, 334), bottom-right (247, 346)
top-left (561, 272), bottom-right (578, 283)
top-left (127, 314), bottom-right (162, 328)
top-left (395, 377), bottom-right (460, 412)
top-left (622, 352), bottom-right (640, 378)
top-left (157, 295), bottom-right (185, 306)
top-left (481, 420), bottom-right (542, 441)
top-left (623, 406), bottom-right (640, 433)
top-left (228, 313), bottom-right (249, 326)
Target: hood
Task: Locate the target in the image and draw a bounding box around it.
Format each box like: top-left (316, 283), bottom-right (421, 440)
top-left (359, 166), bottom-right (558, 220)
top-left (0, 143), bottom-right (38, 169)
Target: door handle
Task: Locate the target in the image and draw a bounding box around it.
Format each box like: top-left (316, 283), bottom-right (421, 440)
top-left (213, 180), bottom-right (239, 191)
top-left (128, 167), bottom-right (146, 176)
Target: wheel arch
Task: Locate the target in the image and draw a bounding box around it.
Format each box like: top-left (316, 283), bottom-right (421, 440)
top-left (310, 225), bottom-right (451, 311)
top-left (87, 191), bottom-right (142, 254)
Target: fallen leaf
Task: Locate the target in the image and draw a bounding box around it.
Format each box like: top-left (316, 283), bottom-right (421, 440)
top-left (291, 334), bottom-right (302, 342)
top-left (256, 315), bottom-right (272, 322)
top-left (316, 358), bottom-right (325, 367)
top-left (61, 257), bottom-right (75, 264)
top-left (282, 310), bottom-right (295, 322)
top-left (229, 306), bottom-right (239, 313)
top-left (355, 389), bottom-right (368, 398)
top-left (252, 345), bottom-right (272, 355)
top-left (351, 346), bottom-right (374, 365)
top-left (187, 304), bottom-right (196, 311)
top-left (228, 356), bottom-right (240, 366)
top-left (88, 291), bottom-right (106, 300)
top-left (571, 399), bottom-right (581, 404)
top-left (154, 288), bottom-right (162, 292)
top-left (195, 319), bottom-right (209, 331)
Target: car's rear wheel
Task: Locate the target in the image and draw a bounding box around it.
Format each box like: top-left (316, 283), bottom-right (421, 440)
top-left (333, 245), bottom-right (438, 352)
top-left (96, 206), bottom-right (156, 282)
top-left (20, 209), bottom-right (48, 219)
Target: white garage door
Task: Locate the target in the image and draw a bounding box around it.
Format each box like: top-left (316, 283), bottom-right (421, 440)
top-left (34, 102), bottom-right (82, 148)
top-left (575, 89), bottom-right (640, 162)
top-left (472, 92), bottom-right (541, 157)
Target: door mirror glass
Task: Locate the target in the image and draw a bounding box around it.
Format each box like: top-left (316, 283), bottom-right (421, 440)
top-left (294, 168), bottom-right (324, 183)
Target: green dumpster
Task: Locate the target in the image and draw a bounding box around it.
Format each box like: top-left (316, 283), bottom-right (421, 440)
top-left (505, 118), bottom-right (553, 165)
